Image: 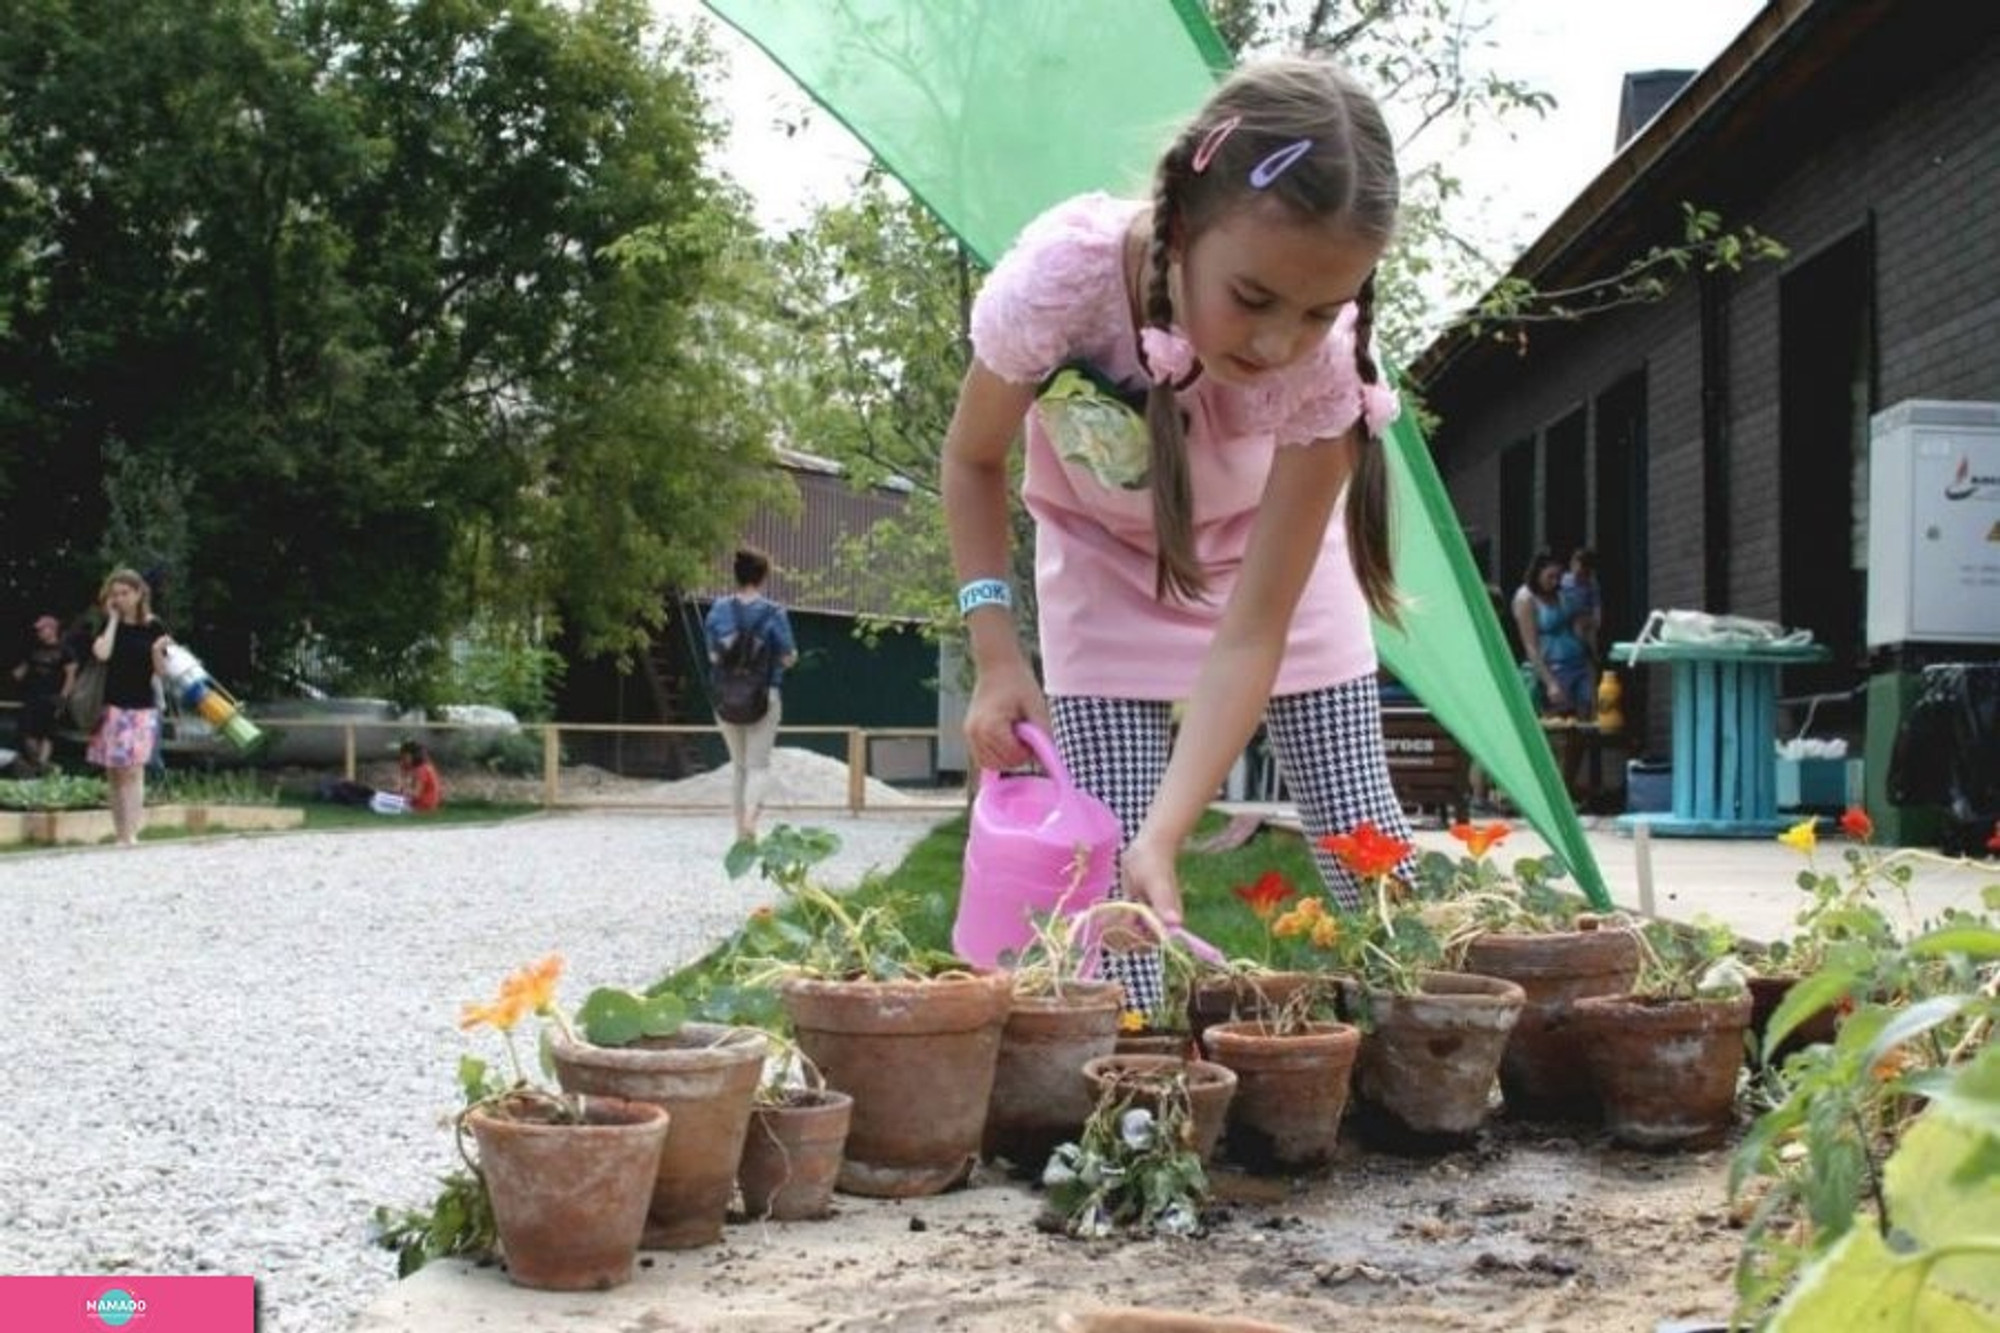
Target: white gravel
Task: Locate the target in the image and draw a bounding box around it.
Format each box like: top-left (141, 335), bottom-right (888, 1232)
top-left (0, 809), bottom-right (950, 1332)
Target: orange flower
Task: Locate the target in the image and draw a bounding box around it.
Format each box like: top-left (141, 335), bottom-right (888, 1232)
top-left (1232, 871), bottom-right (1297, 922)
top-left (1319, 821), bottom-right (1414, 881)
top-left (497, 954), bottom-right (564, 1018)
top-left (458, 990), bottom-right (528, 1033)
top-left (1449, 821), bottom-right (1511, 858)
top-left (1839, 807), bottom-right (1874, 842)
top-left (1272, 909), bottom-right (1310, 939)
top-left (1309, 916), bottom-right (1341, 950)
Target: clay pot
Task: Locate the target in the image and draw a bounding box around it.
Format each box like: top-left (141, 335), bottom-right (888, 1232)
top-left (1080, 1054), bottom-right (1237, 1164)
top-left (737, 1088), bottom-right (854, 1221)
top-left (984, 981), bottom-right (1124, 1172)
top-left (1352, 972), bottom-right (1525, 1142)
top-left (1462, 925), bottom-right (1640, 1119)
top-left (1573, 990), bottom-right (1753, 1149)
top-left (1186, 971), bottom-right (1326, 1052)
top-left (780, 971), bottom-right (1014, 1197)
top-left (1114, 1028), bottom-right (1193, 1059)
top-left (551, 1023), bottom-right (766, 1249)
top-left (465, 1095), bottom-right (669, 1292)
top-left (1202, 1019), bottom-right (1361, 1174)
top-left (1747, 975), bottom-right (1841, 1068)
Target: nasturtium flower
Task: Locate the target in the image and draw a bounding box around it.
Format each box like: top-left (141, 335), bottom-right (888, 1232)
top-left (1839, 807), bottom-right (1874, 841)
top-left (1309, 916), bottom-right (1340, 950)
top-left (1232, 871), bottom-right (1297, 921)
top-left (458, 991), bottom-right (527, 1033)
top-left (1117, 1010), bottom-right (1147, 1033)
top-left (1778, 818), bottom-right (1818, 855)
top-left (1272, 909), bottom-right (1309, 939)
top-left (1448, 821), bottom-right (1511, 858)
top-left (1319, 821), bottom-right (1414, 881)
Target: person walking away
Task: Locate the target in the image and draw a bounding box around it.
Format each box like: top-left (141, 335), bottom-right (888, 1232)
top-left (704, 547), bottom-right (798, 844)
top-left (88, 569), bottom-right (172, 846)
top-left (11, 614), bottom-right (77, 772)
top-left (943, 57), bottom-right (1415, 1015)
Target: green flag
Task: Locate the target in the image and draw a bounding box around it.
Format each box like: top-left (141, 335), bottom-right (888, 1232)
top-left (705, 0), bottom-right (1610, 907)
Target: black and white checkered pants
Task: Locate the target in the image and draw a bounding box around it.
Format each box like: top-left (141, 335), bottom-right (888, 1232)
top-left (1051, 675), bottom-right (1418, 1016)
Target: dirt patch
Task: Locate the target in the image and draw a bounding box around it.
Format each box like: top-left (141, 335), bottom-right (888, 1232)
top-left (375, 1119), bottom-right (1746, 1331)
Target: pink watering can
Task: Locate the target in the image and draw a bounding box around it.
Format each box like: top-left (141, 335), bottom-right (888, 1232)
top-left (954, 721), bottom-right (1225, 971)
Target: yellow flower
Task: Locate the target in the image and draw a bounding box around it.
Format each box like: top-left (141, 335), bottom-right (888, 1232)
top-left (1778, 818), bottom-right (1818, 855)
top-left (1295, 896), bottom-right (1325, 921)
top-left (1272, 909), bottom-right (1309, 939)
top-left (1118, 1010), bottom-right (1146, 1033)
top-left (1309, 917), bottom-right (1341, 950)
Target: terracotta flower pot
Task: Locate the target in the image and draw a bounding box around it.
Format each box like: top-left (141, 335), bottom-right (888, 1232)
top-left (1186, 971), bottom-right (1325, 1053)
top-left (1202, 1019), bottom-right (1361, 1174)
top-left (1462, 926), bottom-right (1640, 1120)
top-left (1353, 971), bottom-right (1525, 1142)
top-left (1747, 974), bottom-right (1841, 1069)
top-left (984, 981), bottom-right (1124, 1172)
top-left (1573, 990), bottom-right (1753, 1149)
top-left (1114, 1027), bottom-right (1193, 1059)
top-left (551, 1023), bottom-right (766, 1249)
top-left (780, 971), bottom-right (1014, 1197)
top-left (737, 1088), bottom-right (854, 1221)
top-left (466, 1095), bottom-right (669, 1292)
top-left (1080, 1054), bottom-right (1237, 1165)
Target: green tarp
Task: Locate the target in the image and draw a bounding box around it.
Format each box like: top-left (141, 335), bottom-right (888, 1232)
top-left (705, 0), bottom-right (1610, 907)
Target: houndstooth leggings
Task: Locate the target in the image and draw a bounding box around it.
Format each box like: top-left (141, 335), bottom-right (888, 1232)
top-left (1051, 675), bottom-right (1417, 1016)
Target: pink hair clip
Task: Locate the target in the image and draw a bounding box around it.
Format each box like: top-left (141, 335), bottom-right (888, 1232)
top-left (1190, 115), bottom-right (1241, 174)
top-left (1249, 138), bottom-right (1313, 189)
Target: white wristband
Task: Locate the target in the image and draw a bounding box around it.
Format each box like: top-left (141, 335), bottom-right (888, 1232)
top-left (957, 579), bottom-right (1013, 617)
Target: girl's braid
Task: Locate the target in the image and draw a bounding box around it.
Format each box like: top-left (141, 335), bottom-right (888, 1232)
top-left (1140, 137), bottom-right (1191, 373)
top-left (1352, 270), bottom-right (1381, 392)
top-left (1143, 133), bottom-right (1203, 601)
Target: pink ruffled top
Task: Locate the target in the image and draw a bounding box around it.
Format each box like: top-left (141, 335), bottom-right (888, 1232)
top-left (969, 193), bottom-right (1401, 699)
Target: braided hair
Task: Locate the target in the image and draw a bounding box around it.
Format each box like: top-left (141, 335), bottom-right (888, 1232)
top-left (1135, 59), bottom-right (1400, 620)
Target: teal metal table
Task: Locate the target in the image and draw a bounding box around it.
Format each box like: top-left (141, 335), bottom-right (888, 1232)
top-left (1611, 640), bottom-right (1831, 838)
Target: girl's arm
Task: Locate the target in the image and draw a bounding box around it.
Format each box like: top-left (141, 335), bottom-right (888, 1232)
top-left (942, 360), bottom-right (1042, 772)
top-left (1122, 431), bottom-right (1359, 925)
top-left (92, 615), bottom-right (116, 662)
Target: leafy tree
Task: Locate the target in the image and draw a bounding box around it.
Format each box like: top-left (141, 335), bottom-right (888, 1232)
top-left (0, 0), bottom-right (769, 692)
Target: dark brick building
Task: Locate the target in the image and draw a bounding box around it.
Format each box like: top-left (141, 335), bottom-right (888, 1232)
top-left (1411, 0), bottom-right (2000, 753)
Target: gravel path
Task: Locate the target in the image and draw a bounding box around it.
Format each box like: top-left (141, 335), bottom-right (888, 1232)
top-left (0, 809), bottom-right (950, 1332)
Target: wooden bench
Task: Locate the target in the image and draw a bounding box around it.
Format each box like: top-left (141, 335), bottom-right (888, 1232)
top-left (1380, 707), bottom-right (1471, 824)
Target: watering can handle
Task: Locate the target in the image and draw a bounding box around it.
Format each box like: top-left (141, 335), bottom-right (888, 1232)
top-left (989, 720), bottom-right (1078, 793)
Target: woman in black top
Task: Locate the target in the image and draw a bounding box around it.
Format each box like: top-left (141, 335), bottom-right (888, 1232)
top-left (87, 568), bottom-right (174, 846)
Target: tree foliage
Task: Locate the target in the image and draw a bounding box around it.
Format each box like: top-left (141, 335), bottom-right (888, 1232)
top-left (0, 0), bottom-right (769, 692)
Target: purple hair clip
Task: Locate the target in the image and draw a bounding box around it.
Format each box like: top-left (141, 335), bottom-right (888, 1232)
top-left (1190, 115), bottom-right (1241, 174)
top-left (1249, 138), bottom-right (1313, 189)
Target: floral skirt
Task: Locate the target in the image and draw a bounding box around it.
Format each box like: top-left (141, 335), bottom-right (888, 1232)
top-left (88, 705), bottom-right (159, 770)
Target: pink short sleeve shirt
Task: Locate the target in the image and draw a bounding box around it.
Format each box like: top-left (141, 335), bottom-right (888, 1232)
top-left (968, 193), bottom-right (1401, 700)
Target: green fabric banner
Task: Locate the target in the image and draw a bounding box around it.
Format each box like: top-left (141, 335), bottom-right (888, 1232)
top-left (704, 0), bottom-right (1611, 907)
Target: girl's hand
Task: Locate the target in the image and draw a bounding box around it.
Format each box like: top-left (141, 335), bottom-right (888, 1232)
top-left (963, 658), bottom-right (1048, 772)
top-left (1118, 835), bottom-right (1184, 939)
